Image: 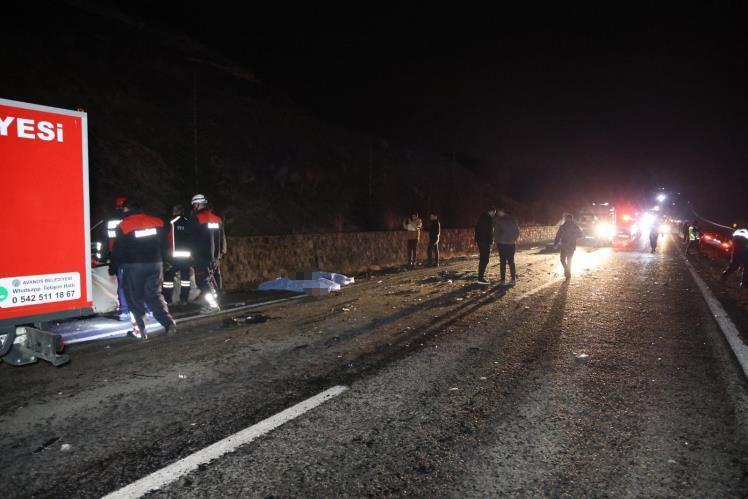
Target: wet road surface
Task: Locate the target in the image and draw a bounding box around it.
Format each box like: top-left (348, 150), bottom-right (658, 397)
top-left (2, 234), bottom-right (747, 497)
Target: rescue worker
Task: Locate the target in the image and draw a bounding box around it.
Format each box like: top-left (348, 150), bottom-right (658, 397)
top-left (427, 212), bottom-right (441, 267)
top-left (494, 208), bottom-right (520, 285)
top-left (554, 213), bottom-right (583, 279)
top-left (721, 228), bottom-right (748, 289)
top-left (163, 204), bottom-right (193, 305)
top-left (475, 206), bottom-right (497, 284)
top-left (100, 196), bottom-right (130, 321)
top-left (109, 198), bottom-right (177, 339)
top-left (403, 212), bottom-right (423, 268)
top-left (188, 194), bottom-right (227, 312)
top-left (686, 221), bottom-right (701, 256)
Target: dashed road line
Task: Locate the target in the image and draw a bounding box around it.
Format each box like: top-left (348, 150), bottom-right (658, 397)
top-left (102, 385), bottom-right (349, 499)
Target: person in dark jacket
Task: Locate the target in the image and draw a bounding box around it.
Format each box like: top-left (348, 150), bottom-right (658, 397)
top-left (98, 196), bottom-right (130, 320)
top-left (427, 213), bottom-right (441, 267)
top-left (475, 207), bottom-right (497, 284)
top-left (554, 214), bottom-right (583, 279)
top-left (109, 198), bottom-right (177, 339)
top-left (163, 204), bottom-right (193, 305)
top-left (649, 224), bottom-right (659, 253)
top-left (493, 209), bottom-right (520, 284)
top-left (721, 228), bottom-right (748, 289)
top-left (188, 194), bottom-right (227, 311)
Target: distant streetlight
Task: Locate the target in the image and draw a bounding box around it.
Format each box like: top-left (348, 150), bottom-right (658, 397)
top-left (656, 193), bottom-right (666, 203)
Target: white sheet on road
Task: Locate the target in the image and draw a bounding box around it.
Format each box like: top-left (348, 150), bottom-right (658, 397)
top-left (258, 272), bottom-right (354, 296)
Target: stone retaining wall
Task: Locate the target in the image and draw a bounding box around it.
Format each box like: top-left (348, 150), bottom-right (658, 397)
top-left (221, 225), bottom-right (557, 289)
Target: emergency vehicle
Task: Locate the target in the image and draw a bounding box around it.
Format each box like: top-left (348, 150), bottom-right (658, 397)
top-left (0, 98), bottom-right (92, 366)
top-left (577, 203), bottom-right (616, 246)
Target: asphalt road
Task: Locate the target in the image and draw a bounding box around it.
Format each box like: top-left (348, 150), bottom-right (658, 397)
top-left (2, 234), bottom-right (747, 497)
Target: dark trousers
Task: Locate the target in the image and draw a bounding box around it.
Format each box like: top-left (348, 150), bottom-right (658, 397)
top-left (560, 246), bottom-right (576, 276)
top-left (497, 243), bottom-right (516, 280)
top-left (407, 239), bottom-right (418, 266)
top-left (478, 242), bottom-right (491, 279)
top-left (123, 262), bottom-right (174, 333)
top-left (427, 240), bottom-right (439, 266)
top-left (163, 260), bottom-right (192, 304)
top-left (650, 234), bottom-right (658, 253)
top-left (195, 260), bottom-right (222, 292)
top-left (723, 251), bottom-right (748, 287)
top-left (686, 239), bottom-right (700, 255)
top-left (116, 266), bottom-right (129, 315)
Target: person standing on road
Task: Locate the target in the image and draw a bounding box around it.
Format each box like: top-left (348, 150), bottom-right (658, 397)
top-left (403, 211), bottom-right (423, 268)
top-left (682, 221), bottom-right (690, 244)
top-left (649, 224), bottom-right (659, 253)
top-left (686, 221), bottom-right (701, 256)
top-left (163, 204), bottom-right (193, 306)
top-left (109, 198), bottom-right (177, 340)
top-left (554, 213), bottom-right (583, 279)
top-left (100, 196), bottom-right (130, 321)
top-left (493, 208), bottom-right (520, 285)
top-left (721, 228), bottom-right (748, 289)
top-left (475, 207), bottom-right (497, 284)
top-left (189, 194), bottom-right (227, 312)
top-left (427, 212), bottom-right (441, 267)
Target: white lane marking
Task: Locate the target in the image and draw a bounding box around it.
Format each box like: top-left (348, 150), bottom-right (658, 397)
top-left (514, 277), bottom-right (562, 302)
top-left (102, 385), bottom-right (349, 499)
top-left (673, 236), bottom-right (748, 379)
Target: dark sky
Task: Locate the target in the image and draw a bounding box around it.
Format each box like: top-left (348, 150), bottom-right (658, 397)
top-left (83, 2), bottom-right (748, 219)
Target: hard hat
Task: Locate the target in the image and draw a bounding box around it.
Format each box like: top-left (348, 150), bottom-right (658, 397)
top-left (115, 196), bottom-right (127, 210)
top-left (734, 229), bottom-right (748, 239)
top-left (191, 194), bottom-right (208, 205)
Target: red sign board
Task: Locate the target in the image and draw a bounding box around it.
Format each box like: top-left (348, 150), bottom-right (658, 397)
top-left (0, 98), bottom-right (93, 325)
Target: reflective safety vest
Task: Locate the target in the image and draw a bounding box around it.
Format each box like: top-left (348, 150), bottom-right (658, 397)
top-left (168, 215), bottom-right (192, 260)
top-left (190, 209), bottom-right (227, 262)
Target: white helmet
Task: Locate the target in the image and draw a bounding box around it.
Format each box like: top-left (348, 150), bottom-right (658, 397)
top-left (191, 193), bottom-right (208, 205)
top-left (734, 228), bottom-right (748, 239)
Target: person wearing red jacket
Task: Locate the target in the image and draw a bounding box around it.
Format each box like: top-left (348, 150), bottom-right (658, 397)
top-left (110, 198), bottom-right (177, 339)
top-left (188, 194), bottom-right (227, 312)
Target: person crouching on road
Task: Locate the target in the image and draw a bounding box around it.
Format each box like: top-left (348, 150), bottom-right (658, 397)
top-left (721, 228), bottom-right (748, 289)
top-left (403, 211), bottom-right (423, 268)
top-left (494, 208), bottom-right (520, 285)
top-left (189, 194), bottom-right (227, 312)
top-left (475, 206), bottom-right (497, 284)
top-left (163, 204), bottom-right (193, 306)
top-left (109, 198), bottom-right (177, 339)
top-left (554, 213), bottom-right (583, 280)
top-left (427, 212), bottom-right (441, 267)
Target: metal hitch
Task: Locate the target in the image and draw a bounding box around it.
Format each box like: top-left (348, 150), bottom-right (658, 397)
top-left (0, 326), bottom-right (70, 367)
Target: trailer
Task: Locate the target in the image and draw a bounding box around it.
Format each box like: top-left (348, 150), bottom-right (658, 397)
top-left (0, 98), bottom-right (92, 366)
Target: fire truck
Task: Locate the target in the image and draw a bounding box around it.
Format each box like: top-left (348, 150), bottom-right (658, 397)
top-left (0, 98), bottom-right (92, 366)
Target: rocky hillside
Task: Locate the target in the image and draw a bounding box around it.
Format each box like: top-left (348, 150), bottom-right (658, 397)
top-left (1, 2), bottom-right (512, 235)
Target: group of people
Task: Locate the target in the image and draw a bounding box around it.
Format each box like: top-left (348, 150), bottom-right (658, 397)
top-left (404, 208), bottom-right (586, 284)
top-left (403, 212), bottom-right (440, 267)
top-left (477, 208), bottom-right (583, 283)
top-left (98, 194), bottom-right (227, 339)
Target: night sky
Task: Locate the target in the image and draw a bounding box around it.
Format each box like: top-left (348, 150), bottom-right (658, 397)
top-left (31, 3), bottom-right (748, 220)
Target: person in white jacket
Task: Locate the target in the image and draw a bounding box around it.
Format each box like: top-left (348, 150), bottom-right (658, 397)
top-left (403, 212), bottom-right (423, 267)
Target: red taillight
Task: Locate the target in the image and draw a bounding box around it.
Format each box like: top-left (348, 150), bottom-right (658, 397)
top-left (704, 235), bottom-right (712, 240)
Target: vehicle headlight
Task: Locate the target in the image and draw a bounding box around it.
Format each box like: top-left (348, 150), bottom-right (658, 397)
top-left (596, 222), bottom-right (614, 240)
